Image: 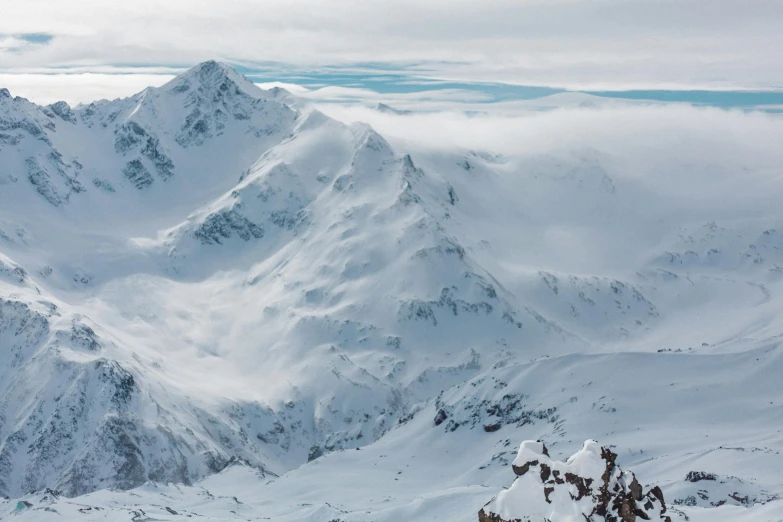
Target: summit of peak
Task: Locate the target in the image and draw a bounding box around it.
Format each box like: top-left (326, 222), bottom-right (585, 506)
top-left (163, 60), bottom-right (257, 96)
top-left (188, 60), bottom-right (238, 78)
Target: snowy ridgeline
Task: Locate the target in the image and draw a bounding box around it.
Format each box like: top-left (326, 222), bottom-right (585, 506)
top-left (1, 62), bottom-right (783, 520)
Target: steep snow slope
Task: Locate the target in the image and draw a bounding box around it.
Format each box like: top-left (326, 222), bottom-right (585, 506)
top-left (0, 61), bottom-right (296, 278)
top-left (1, 61), bottom-right (585, 497)
top-left (1, 62), bottom-right (783, 520)
top-left (6, 343), bottom-right (783, 520)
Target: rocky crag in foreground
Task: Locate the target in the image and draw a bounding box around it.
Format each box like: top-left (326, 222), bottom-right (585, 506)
top-left (479, 440), bottom-right (672, 522)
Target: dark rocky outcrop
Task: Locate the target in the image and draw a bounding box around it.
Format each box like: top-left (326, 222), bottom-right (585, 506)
top-left (192, 208), bottom-right (264, 245)
top-left (479, 440), bottom-right (672, 522)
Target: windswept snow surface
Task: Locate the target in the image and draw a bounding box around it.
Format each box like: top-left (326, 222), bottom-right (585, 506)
top-left (1, 62), bottom-right (783, 520)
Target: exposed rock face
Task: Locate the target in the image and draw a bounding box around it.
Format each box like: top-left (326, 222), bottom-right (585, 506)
top-left (479, 440), bottom-right (672, 522)
top-left (114, 121), bottom-right (175, 181)
top-left (671, 470), bottom-right (779, 508)
top-left (47, 101), bottom-right (77, 124)
top-left (192, 208), bottom-right (264, 244)
top-left (172, 60), bottom-right (270, 147)
top-left (122, 159), bottom-right (155, 189)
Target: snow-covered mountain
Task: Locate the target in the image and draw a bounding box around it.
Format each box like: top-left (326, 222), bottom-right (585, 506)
top-left (1, 62), bottom-right (782, 521)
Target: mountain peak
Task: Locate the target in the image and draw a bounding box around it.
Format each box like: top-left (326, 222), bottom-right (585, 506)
top-left (188, 60), bottom-right (239, 80)
top-left (163, 60), bottom-right (257, 97)
top-left (375, 102), bottom-right (411, 115)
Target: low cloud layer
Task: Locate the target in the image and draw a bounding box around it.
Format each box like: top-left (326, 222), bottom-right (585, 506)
top-left (0, 72), bottom-right (175, 105)
top-left (321, 102), bottom-right (783, 168)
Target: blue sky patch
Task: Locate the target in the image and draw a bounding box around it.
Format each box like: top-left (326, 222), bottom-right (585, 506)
top-left (233, 63), bottom-right (783, 110)
top-left (17, 33), bottom-right (54, 45)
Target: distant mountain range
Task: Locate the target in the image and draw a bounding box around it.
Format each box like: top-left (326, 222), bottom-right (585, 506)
top-left (1, 61), bottom-right (782, 521)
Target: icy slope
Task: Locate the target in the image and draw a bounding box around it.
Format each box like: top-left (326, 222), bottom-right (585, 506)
top-left (1, 62), bottom-right (783, 520)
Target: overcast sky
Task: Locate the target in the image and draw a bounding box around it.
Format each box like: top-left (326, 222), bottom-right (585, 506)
top-left (2, 0), bottom-right (782, 105)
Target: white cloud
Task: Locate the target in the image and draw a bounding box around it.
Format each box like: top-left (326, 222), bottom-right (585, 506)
top-left (1, 0), bottom-right (782, 90)
top-left (0, 72), bottom-right (175, 105)
top-left (300, 85), bottom-right (491, 105)
top-left (0, 71), bottom-right (494, 107)
top-left (0, 35), bottom-right (34, 53)
top-left (255, 82), bottom-right (311, 94)
top-left (318, 102), bottom-right (783, 179)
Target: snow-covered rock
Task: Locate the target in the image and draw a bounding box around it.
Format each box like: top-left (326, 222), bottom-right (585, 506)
top-left (479, 440), bottom-right (671, 522)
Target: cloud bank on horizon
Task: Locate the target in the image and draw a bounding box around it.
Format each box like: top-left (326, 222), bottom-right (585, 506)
top-left (1, 0), bottom-right (783, 107)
